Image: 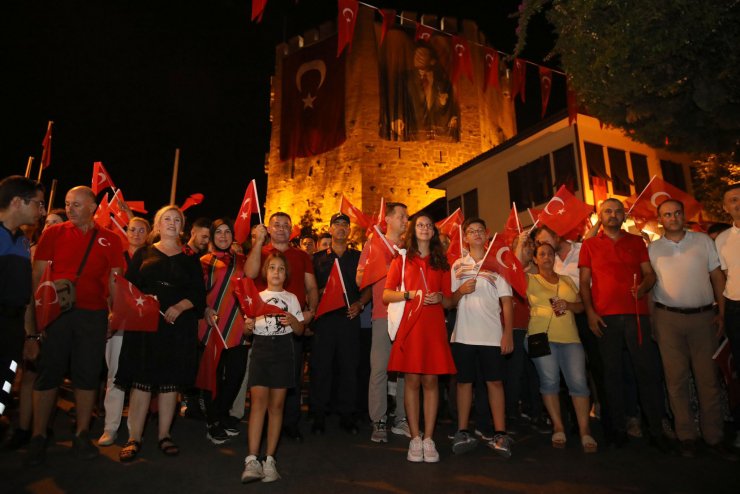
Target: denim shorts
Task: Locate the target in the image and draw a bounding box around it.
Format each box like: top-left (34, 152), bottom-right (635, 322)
top-left (526, 340), bottom-right (589, 397)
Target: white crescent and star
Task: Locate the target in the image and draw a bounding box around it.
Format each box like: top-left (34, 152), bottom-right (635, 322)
top-left (245, 296), bottom-right (253, 307)
top-left (98, 237), bottom-right (110, 247)
top-left (496, 247), bottom-right (510, 269)
top-left (296, 60), bottom-right (326, 110)
top-left (36, 281), bottom-right (59, 305)
top-left (544, 196), bottom-right (565, 216)
top-left (342, 8), bottom-right (354, 22)
top-left (650, 191), bottom-right (671, 207)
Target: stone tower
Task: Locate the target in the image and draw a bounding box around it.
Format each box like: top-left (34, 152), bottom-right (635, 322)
top-left (264, 8), bottom-right (516, 237)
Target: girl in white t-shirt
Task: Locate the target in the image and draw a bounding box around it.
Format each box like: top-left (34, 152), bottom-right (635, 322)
top-left (241, 253), bottom-right (304, 484)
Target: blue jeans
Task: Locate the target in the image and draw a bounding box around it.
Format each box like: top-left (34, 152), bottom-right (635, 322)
top-left (528, 341), bottom-right (590, 397)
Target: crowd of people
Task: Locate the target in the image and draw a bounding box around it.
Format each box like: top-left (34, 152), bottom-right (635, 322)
top-left (1, 175), bottom-right (739, 484)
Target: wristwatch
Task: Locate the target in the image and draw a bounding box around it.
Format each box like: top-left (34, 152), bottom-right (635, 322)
top-left (403, 291), bottom-right (410, 301)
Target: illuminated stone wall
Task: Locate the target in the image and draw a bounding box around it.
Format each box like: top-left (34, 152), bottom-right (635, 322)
top-left (264, 8), bottom-right (516, 238)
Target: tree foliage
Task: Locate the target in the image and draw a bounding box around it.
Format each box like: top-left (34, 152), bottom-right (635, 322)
top-left (691, 153), bottom-right (740, 220)
top-left (516, 0), bottom-right (740, 154)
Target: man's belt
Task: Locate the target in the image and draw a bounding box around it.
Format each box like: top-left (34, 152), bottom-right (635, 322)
top-left (654, 302), bottom-right (715, 315)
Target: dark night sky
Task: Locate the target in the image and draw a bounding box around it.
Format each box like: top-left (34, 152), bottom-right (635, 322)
top-left (3, 0), bottom-right (562, 221)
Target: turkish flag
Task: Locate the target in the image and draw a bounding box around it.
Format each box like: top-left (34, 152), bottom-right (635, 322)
top-left (625, 176), bottom-right (703, 222)
top-left (340, 194), bottom-right (373, 230)
top-left (511, 58), bottom-right (526, 103)
top-left (35, 262), bottom-right (61, 332)
top-left (233, 277), bottom-right (285, 319)
top-left (502, 204), bottom-right (521, 245)
top-left (435, 208), bottom-right (464, 237)
top-left (537, 185), bottom-right (594, 237)
top-left (415, 23), bottom-right (434, 42)
top-left (451, 36), bottom-right (473, 85)
top-left (446, 225), bottom-right (464, 266)
top-left (92, 161), bottom-right (116, 196)
top-left (289, 224), bottom-right (301, 241)
top-left (527, 207), bottom-right (543, 227)
top-left (93, 193), bottom-right (112, 229)
top-left (592, 176), bottom-right (608, 207)
top-left (126, 201), bottom-right (147, 214)
top-left (280, 35), bottom-right (346, 160)
top-left (110, 273), bottom-right (160, 332)
top-left (40, 121), bottom-right (53, 170)
top-left (480, 235), bottom-right (527, 298)
top-left (539, 66), bottom-right (553, 118)
top-left (234, 180), bottom-right (260, 245)
top-left (380, 9), bottom-right (396, 45)
top-left (337, 0), bottom-right (359, 56)
top-left (567, 80), bottom-right (578, 125)
top-left (358, 225), bottom-right (395, 290)
top-left (372, 196), bottom-right (387, 233)
top-left (315, 259), bottom-right (348, 319)
top-left (394, 290), bottom-right (424, 350)
top-left (483, 46), bottom-right (500, 92)
top-left (195, 327), bottom-right (226, 398)
top-left (251, 0), bottom-right (267, 22)
top-left (109, 216), bottom-right (130, 253)
top-left (109, 189), bottom-right (131, 227)
top-left (180, 193), bottom-right (204, 212)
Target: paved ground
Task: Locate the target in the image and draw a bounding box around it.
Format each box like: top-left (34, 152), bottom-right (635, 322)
top-left (2, 398), bottom-right (739, 494)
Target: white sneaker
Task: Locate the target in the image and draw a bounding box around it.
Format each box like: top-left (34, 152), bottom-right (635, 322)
top-left (261, 456), bottom-right (280, 483)
top-left (422, 437), bottom-right (440, 463)
top-left (98, 430), bottom-right (117, 447)
top-left (392, 418), bottom-right (411, 438)
top-left (241, 455), bottom-right (264, 483)
top-left (407, 436), bottom-right (423, 462)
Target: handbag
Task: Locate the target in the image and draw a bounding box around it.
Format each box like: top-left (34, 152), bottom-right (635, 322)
top-left (526, 331), bottom-right (551, 358)
top-left (53, 229), bottom-right (99, 312)
top-left (387, 247), bottom-right (407, 341)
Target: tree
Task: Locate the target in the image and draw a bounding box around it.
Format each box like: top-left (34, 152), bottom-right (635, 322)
top-left (515, 0), bottom-right (740, 154)
top-left (691, 153), bottom-right (740, 221)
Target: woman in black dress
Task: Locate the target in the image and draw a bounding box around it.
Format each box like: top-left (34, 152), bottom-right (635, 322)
top-left (116, 205), bottom-right (206, 461)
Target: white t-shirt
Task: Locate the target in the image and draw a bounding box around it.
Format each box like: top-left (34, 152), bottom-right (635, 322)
top-left (450, 253), bottom-right (513, 346)
top-left (253, 289), bottom-right (305, 336)
top-left (715, 225), bottom-right (740, 301)
top-left (554, 241), bottom-right (582, 289)
top-left (648, 231), bottom-right (720, 308)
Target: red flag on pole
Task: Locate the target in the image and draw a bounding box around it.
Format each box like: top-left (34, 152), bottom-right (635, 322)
top-left (435, 208), bottom-right (464, 237)
top-left (195, 327), bottom-right (227, 397)
top-left (340, 195), bottom-right (373, 230)
top-left (446, 225), bottom-right (464, 267)
top-left (34, 262), bottom-right (61, 332)
top-left (234, 180), bottom-right (260, 245)
top-left (511, 58), bottom-right (526, 103)
top-left (379, 9), bottom-right (396, 45)
top-left (479, 235), bottom-right (527, 298)
top-left (92, 161), bottom-right (116, 195)
top-left (625, 176), bottom-right (703, 222)
top-left (233, 277), bottom-right (285, 319)
top-left (539, 66), bottom-right (553, 118)
top-left (337, 0), bottom-right (359, 57)
top-left (537, 185), bottom-right (594, 237)
top-left (315, 259), bottom-right (349, 319)
top-left (358, 225), bottom-right (395, 290)
top-left (373, 197), bottom-right (387, 233)
top-left (527, 207), bottom-right (543, 227)
top-left (180, 193), bottom-right (204, 212)
top-left (126, 201), bottom-right (147, 214)
top-left (110, 274), bottom-right (160, 332)
top-left (567, 80), bottom-right (578, 125)
top-left (415, 23), bottom-right (434, 42)
top-left (483, 47), bottom-right (500, 92)
top-left (394, 290), bottom-right (424, 349)
top-left (451, 36), bottom-right (474, 85)
top-left (289, 224), bottom-right (301, 241)
top-left (109, 189), bottom-right (131, 226)
top-left (93, 193), bottom-right (112, 229)
top-left (40, 121), bottom-right (53, 170)
top-left (592, 177), bottom-right (608, 207)
top-left (502, 203), bottom-right (521, 245)
top-left (251, 0), bottom-right (267, 22)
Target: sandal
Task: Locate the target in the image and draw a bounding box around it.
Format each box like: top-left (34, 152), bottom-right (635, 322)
top-left (158, 437), bottom-right (180, 456)
top-left (581, 434), bottom-right (598, 454)
top-left (119, 440), bottom-right (141, 462)
top-left (551, 432), bottom-right (567, 448)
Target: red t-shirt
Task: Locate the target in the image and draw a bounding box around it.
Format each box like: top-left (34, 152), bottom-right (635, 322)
top-left (35, 222), bottom-right (125, 310)
top-left (578, 231), bottom-right (650, 316)
top-left (256, 245), bottom-right (314, 305)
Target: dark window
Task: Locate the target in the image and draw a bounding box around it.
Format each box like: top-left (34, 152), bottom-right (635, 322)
top-left (448, 195), bottom-right (462, 216)
top-left (584, 142), bottom-right (611, 194)
top-left (508, 167), bottom-right (527, 211)
top-left (630, 153), bottom-right (650, 193)
top-left (660, 160), bottom-right (687, 191)
top-left (508, 156), bottom-right (553, 210)
top-left (607, 148), bottom-right (632, 196)
top-left (463, 189), bottom-right (478, 218)
top-left (552, 145), bottom-right (578, 192)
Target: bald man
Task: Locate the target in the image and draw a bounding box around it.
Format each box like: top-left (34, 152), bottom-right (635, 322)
top-left (26, 186), bottom-right (125, 466)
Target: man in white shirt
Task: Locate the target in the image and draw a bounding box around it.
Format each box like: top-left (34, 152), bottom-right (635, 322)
top-left (649, 199), bottom-right (728, 458)
top-left (715, 183), bottom-right (740, 373)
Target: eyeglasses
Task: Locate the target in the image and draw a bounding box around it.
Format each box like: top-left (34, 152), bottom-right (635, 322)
top-left (415, 223), bottom-right (434, 230)
top-left (465, 229), bottom-right (485, 236)
top-left (26, 198), bottom-right (46, 210)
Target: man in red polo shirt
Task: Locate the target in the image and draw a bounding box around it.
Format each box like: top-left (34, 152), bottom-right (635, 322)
top-left (245, 212), bottom-right (318, 442)
top-left (579, 198), bottom-right (669, 452)
top-left (26, 186), bottom-right (125, 466)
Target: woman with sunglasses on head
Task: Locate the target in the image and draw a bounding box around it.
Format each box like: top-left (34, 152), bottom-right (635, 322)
top-left (383, 212), bottom-right (456, 463)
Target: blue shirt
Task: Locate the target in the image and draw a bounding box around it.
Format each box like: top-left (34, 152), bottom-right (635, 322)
top-left (0, 221), bottom-right (32, 307)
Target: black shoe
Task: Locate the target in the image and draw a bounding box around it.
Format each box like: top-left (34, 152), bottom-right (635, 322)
top-left (282, 425), bottom-right (304, 443)
top-left (311, 416), bottom-right (326, 435)
top-left (340, 416), bottom-right (359, 435)
top-left (206, 423), bottom-right (230, 445)
top-left (25, 435), bottom-right (47, 466)
top-left (679, 440), bottom-right (697, 458)
top-left (221, 416), bottom-right (240, 437)
top-left (529, 417), bottom-right (553, 435)
top-left (7, 428), bottom-right (31, 450)
top-left (72, 430), bottom-right (100, 460)
top-left (649, 434), bottom-right (675, 455)
top-left (706, 442), bottom-right (739, 461)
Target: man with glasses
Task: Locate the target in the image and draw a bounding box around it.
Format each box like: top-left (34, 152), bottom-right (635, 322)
top-left (0, 175), bottom-right (45, 384)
